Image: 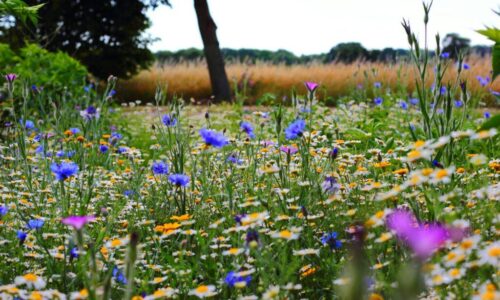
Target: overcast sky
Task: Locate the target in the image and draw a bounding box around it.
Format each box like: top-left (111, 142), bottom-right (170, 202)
top-left (147, 0), bottom-right (499, 55)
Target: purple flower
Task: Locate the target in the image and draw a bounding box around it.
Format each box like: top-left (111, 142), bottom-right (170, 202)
top-left (409, 98), bottom-right (418, 106)
top-left (80, 106), bottom-right (100, 120)
top-left (304, 81), bottom-right (319, 93)
top-left (199, 128), bottom-right (228, 148)
top-left (20, 119), bottom-right (35, 130)
top-left (374, 97), bottom-right (383, 106)
top-left (279, 145), bottom-right (298, 155)
top-left (151, 161), bottom-right (169, 175)
top-left (162, 114), bottom-right (177, 127)
top-left (484, 111), bottom-right (491, 119)
top-left (321, 176), bottom-right (340, 194)
top-left (51, 161), bottom-right (79, 181)
top-left (168, 174), bottom-right (190, 187)
top-left (386, 209), bottom-right (417, 239)
top-left (240, 121), bottom-right (255, 138)
top-left (440, 86), bottom-right (447, 95)
top-left (386, 209), bottom-right (450, 259)
top-left (330, 147), bottom-right (339, 159)
top-left (285, 119), bottom-right (306, 140)
top-left (407, 224), bottom-right (449, 259)
top-left (374, 82), bottom-right (382, 88)
top-left (462, 63), bottom-right (470, 70)
top-left (400, 101), bottom-right (408, 110)
top-left (5, 73), bottom-right (17, 82)
top-left (454, 100), bottom-right (463, 108)
top-left (227, 153), bottom-right (243, 165)
top-left (61, 215), bottom-right (96, 230)
top-left (476, 76), bottom-right (490, 87)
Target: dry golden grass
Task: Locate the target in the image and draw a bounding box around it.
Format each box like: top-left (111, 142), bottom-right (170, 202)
top-left (117, 56), bottom-right (499, 104)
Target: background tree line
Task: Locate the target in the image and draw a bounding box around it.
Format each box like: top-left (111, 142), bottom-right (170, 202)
top-left (156, 39), bottom-right (492, 65)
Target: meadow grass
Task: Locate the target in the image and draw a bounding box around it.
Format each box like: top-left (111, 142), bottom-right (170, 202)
top-left (117, 56), bottom-right (499, 105)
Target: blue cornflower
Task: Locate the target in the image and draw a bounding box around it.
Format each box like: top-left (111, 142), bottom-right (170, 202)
top-left (99, 144), bottom-right (109, 153)
top-left (476, 76), bottom-right (489, 87)
top-left (0, 205), bottom-right (8, 218)
top-left (27, 219), bottom-right (44, 230)
top-left (462, 63), bottom-right (470, 70)
top-left (70, 247), bottom-right (79, 259)
top-left (162, 114), bottom-right (177, 127)
top-left (227, 153), bottom-right (243, 165)
top-left (437, 108), bottom-right (444, 114)
top-left (409, 98), bottom-right (419, 106)
top-left (56, 150), bottom-right (76, 158)
top-left (484, 111), bottom-right (491, 119)
top-left (199, 128), bottom-right (228, 148)
top-left (225, 271), bottom-right (252, 287)
top-left (321, 232), bottom-right (342, 250)
top-left (35, 145), bottom-right (45, 155)
top-left (124, 190), bottom-right (134, 197)
top-left (108, 90), bottom-right (116, 97)
top-left (374, 97), bottom-right (383, 106)
top-left (69, 128), bottom-right (81, 135)
top-left (117, 146), bottom-right (128, 154)
top-left (51, 161), bottom-right (79, 181)
top-left (17, 230), bottom-right (27, 243)
top-left (20, 119), bottom-right (35, 130)
top-left (168, 174), bottom-right (190, 187)
top-left (432, 160), bottom-right (444, 168)
top-left (454, 100), bottom-right (464, 108)
top-left (330, 147), bottom-right (339, 160)
top-left (440, 52), bottom-right (450, 59)
top-left (400, 101), bottom-right (408, 110)
top-left (109, 132), bottom-right (122, 145)
top-left (152, 161), bottom-right (169, 175)
top-left (374, 82), bottom-right (382, 88)
top-left (112, 267), bottom-right (127, 284)
top-left (440, 86), bottom-right (447, 95)
top-left (240, 121), bottom-right (255, 138)
top-left (321, 176), bottom-right (341, 194)
top-left (284, 119), bottom-right (306, 140)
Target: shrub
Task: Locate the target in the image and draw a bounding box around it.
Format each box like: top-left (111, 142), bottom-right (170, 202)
top-left (0, 43), bottom-right (87, 90)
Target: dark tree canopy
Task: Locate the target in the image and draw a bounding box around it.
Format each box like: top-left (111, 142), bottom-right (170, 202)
top-left (442, 33), bottom-right (471, 59)
top-left (0, 0), bottom-right (156, 79)
top-left (325, 42), bottom-right (369, 63)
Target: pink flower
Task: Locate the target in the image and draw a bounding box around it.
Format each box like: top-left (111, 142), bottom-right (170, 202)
top-left (386, 209), bottom-right (451, 260)
top-left (386, 209), bottom-right (417, 238)
top-left (304, 81), bottom-right (319, 92)
top-left (61, 215), bottom-right (96, 230)
top-left (280, 145), bottom-right (298, 155)
top-left (5, 73), bottom-right (17, 82)
top-left (407, 224), bottom-right (449, 259)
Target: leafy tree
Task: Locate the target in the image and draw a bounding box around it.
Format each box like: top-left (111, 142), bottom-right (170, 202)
top-left (325, 42), bottom-right (368, 63)
top-left (442, 33), bottom-right (470, 59)
top-left (0, 0), bottom-right (156, 79)
top-left (0, 0), bottom-right (42, 25)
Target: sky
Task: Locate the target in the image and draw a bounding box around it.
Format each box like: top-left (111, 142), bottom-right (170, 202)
top-left (147, 0), bottom-right (499, 55)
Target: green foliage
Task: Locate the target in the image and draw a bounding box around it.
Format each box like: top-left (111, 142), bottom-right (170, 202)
top-left (476, 26), bottom-right (500, 79)
top-left (0, 0), bottom-right (43, 25)
top-left (0, 0), bottom-right (155, 79)
top-left (0, 43), bottom-right (87, 90)
top-left (479, 114), bottom-right (500, 130)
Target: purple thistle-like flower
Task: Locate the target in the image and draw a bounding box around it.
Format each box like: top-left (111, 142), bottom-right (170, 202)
top-left (168, 174), bottom-right (190, 187)
top-left (304, 81), bottom-right (319, 93)
top-left (61, 215), bottom-right (96, 230)
top-left (199, 128), bottom-right (228, 148)
top-left (285, 119), bottom-right (306, 140)
top-left (279, 145), bottom-right (298, 155)
top-left (321, 232), bottom-right (342, 250)
top-left (50, 161), bottom-right (79, 181)
top-left (5, 73), bottom-right (17, 82)
top-left (386, 209), bottom-right (450, 259)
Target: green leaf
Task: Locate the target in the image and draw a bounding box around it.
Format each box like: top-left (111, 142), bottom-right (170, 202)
top-left (476, 27), bottom-right (500, 43)
top-left (479, 114), bottom-right (500, 130)
top-left (345, 128), bottom-right (371, 140)
top-left (493, 43), bottom-right (500, 79)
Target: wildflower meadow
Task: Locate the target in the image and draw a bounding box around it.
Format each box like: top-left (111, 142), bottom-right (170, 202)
top-left (0, 1), bottom-right (499, 300)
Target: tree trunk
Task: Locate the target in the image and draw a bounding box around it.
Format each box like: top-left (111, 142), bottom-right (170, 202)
top-left (194, 0), bottom-right (231, 102)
